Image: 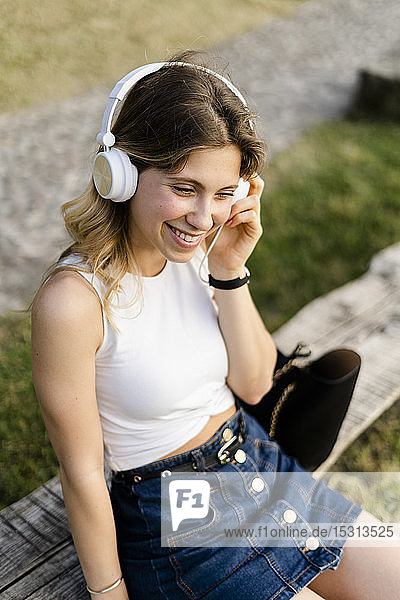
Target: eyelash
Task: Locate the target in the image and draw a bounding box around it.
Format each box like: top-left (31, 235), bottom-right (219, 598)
top-left (172, 186), bottom-right (193, 195)
top-left (172, 186), bottom-right (234, 199)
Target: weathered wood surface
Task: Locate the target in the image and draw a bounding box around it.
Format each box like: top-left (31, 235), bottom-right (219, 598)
top-left (0, 477), bottom-right (87, 599)
top-left (274, 242), bottom-right (400, 471)
top-left (1, 243), bottom-right (399, 598)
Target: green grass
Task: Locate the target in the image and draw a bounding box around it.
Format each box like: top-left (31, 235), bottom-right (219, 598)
top-left (333, 398), bottom-right (400, 473)
top-left (249, 119), bottom-right (400, 331)
top-left (0, 312), bottom-right (58, 509)
top-left (1, 117), bottom-right (399, 508)
top-left (322, 469), bottom-right (400, 522)
top-left (0, 0), bottom-right (302, 114)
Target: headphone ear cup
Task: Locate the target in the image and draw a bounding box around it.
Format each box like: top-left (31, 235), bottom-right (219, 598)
top-left (93, 148), bottom-right (138, 202)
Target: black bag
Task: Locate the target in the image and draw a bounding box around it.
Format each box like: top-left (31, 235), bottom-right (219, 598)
top-left (239, 344), bottom-right (361, 471)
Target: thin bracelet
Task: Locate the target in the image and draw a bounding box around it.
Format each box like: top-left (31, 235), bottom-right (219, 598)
top-left (86, 575), bottom-right (123, 595)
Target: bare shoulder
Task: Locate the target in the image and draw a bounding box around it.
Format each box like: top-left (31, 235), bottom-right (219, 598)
top-left (33, 268), bottom-right (101, 315)
top-left (31, 269), bottom-right (105, 477)
top-left (31, 269), bottom-right (103, 353)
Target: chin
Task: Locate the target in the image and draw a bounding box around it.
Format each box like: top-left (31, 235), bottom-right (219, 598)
top-left (167, 250), bottom-right (197, 264)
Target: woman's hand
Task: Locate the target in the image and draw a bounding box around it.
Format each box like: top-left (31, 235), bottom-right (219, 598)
top-left (206, 175), bottom-right (264, 279)
top-left (205, 174), bottom-right (276, 402)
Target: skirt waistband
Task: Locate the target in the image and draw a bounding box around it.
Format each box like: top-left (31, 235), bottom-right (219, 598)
top-left (112, 406), bottom-right (246, 484)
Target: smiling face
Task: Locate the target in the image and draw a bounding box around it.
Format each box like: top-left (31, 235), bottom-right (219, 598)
top-left (128, 144), bottom-right (242, 276)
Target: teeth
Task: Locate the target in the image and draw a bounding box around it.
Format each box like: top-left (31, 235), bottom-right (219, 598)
top-left (170, 226), bottom-right (198, 243)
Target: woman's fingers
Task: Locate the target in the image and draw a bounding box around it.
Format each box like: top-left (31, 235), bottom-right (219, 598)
top-left (248, 174), bottom-right (265, 195)
top-left (228, 192), bottom-right (261, 221)
top-left (226, 208), bottom-right (262, 237)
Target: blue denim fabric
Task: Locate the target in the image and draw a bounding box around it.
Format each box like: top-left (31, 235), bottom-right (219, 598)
top-left (109, 408), bottom-right (362, 600)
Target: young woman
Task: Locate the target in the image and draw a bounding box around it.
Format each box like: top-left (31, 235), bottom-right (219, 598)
top-left (31, 53), bottom-right (399, 600)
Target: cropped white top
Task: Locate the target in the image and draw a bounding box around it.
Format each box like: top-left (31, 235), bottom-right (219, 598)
top-left (55, 249), bottom-right (235, 470)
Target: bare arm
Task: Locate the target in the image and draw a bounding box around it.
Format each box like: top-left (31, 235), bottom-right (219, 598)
top-left (213, 282), bottom-right (277, 405)
top-left (206, 176), bottom-right (277, 404)
top-left (31, 271), bottom-right (129, 599)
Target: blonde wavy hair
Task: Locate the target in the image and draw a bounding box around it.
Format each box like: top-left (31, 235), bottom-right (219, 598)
top-left (29, 51), bottom-right (266, 331)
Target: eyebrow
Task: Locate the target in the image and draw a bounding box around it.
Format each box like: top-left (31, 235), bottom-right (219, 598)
top-left (164, 175), bottom-right (238, 190)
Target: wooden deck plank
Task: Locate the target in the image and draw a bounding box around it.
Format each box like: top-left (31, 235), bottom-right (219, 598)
top-left (0, 477), bottom-right (72, 593)
top-left (1, 547), bottom-right (87, 599)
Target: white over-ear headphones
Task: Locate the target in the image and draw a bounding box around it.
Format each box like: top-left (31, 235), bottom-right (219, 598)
top-left (93, 61), bottom-right (253, 202)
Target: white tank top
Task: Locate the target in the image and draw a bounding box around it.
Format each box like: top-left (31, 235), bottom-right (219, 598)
top-left (54, 249), bottom-right (235, 470)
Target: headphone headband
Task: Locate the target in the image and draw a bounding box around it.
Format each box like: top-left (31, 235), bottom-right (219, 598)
top-left (96, 61), bottom-right (253, 149)
top-left (93, 61), bottom-right (253, 202)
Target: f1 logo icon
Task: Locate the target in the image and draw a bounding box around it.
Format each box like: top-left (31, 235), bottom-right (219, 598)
top-left (169, 480), bottom-right (211, 531)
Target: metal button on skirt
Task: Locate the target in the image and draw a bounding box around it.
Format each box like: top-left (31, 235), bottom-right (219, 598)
top-left (109, 407), bottom-right (362, 600)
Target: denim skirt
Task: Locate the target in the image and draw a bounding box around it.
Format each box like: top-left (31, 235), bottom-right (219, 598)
top-left (109, 407), bottom-right (362, 600)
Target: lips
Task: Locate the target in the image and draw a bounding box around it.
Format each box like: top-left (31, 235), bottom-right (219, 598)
top-left (165, 223), bottom-right (203, 248)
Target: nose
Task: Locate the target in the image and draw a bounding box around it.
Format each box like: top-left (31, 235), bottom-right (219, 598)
top-left (185, 194), bottom-right (214, 232)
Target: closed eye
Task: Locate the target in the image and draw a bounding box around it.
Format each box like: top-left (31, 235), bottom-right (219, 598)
top-left (216, 192), bottom-right (235, 198)
top-left (172, 186), bottom-right (235, 199)
top-left (172, 186), bottom-right (194, 195)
